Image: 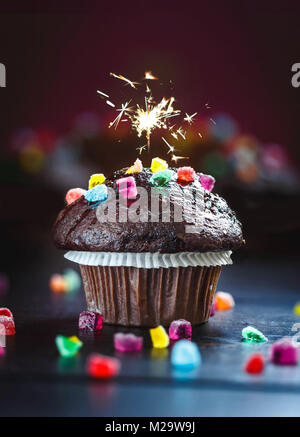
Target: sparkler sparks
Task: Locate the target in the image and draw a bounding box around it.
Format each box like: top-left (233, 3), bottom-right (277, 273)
top-left (162, 137), bottom-right (175, 154)
top-left (184, 112), bottom-right (197, 124)
top-left (110, 72), bottom-right (139, 89)
top-left (171, 154), bottom-right (189, 163)
top-left (144, 71), bottom-right (158, 80)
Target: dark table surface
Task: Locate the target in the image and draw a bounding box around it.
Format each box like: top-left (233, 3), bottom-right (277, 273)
top-left (1, 249), bottom-right (300, 417)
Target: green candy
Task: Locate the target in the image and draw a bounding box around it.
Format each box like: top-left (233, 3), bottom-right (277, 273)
top-left (242, 326), bottom-right (268, 343)
top-left (55, 335), bottom-right (83, 358)
top-left (150, 169), bottom-right (174, 187)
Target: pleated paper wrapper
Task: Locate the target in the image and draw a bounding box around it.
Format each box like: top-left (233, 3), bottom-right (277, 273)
top-left (65, 250), bottom-right (232, 327)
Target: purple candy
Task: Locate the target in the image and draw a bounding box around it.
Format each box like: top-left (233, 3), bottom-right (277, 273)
top-left (210, 301), bottom-right (216, 317)
top-left (198, 173), bottom-right (215, 192)
top-left (114, 333), bottom-right (143, 352)
top-left (271, 337), bottom-right (298, 365)
top-left (78, 311), bottom-right (103, 331)
top-left (169, 319), bottom-right (192, 341)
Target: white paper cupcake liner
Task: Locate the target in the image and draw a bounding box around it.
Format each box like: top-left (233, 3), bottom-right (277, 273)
top-left (64, 250), bottom-right (232, 269)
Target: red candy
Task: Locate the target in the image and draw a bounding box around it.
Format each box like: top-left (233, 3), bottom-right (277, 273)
top-left (177, 166), bottom-right (195, 183)
top-left (65, 188), bottom-right (87, 205)
top-left (87, 354), bottom-right (120, 379)
top-left (0, 308), bottom-right (15, 336)
top-left (245, 353), bottom-right (265, 374)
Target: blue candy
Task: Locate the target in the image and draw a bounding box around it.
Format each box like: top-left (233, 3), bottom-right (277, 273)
top-left (171, 340), bottom-right (201, 370)
top-left (84, 184), bottom-right (108, 203)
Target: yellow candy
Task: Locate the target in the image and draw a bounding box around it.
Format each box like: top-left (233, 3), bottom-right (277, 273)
top-left (151, 157), bottom-right (168, 173)
top-left (126, 158), bottom-right (143, 174)
top-left (89, 173), bottom-right (106, 190)
top-left (150, 325), bottom-right (169, 349)
top-left (294, 302), bottom-right (300, 316)
top-left (68, 336), bottom-right (82, 346)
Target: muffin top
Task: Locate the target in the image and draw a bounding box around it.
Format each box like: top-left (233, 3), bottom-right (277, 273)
top-left (53, 160), bottom-right (244, 253)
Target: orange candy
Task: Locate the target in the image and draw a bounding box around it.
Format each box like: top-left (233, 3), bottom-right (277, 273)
top-left (126, 158), bottom-right (143, 174)
top-left (214, 291), bottom-right (235, 311)
top-left (49, 274), bottom-right (68, 293)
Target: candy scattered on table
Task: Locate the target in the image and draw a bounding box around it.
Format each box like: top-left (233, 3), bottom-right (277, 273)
top-left (150, 169), bottom-right (174, 187)
top-left (270, 337), bottom-right (298, 365)
top-left (87, 354), bottom-right (121, 379)
top-left (0, 273), bottom-right (9, 295)
top-left (65, 188), bottom-right (87, 205)
top-left (63, 269), bottom-right (81, 292)
top-left (151, 157), bottom-right (168, 173)
top-left (84, 184), bottom-right (108, 203)
top-left (293, 302), bottom-right (300, 316)
top-left (114, 333), bottom-right (143, 352)
top-left (116, 176), bottom-right (137, 199)
top-left (126, 158), bottom-right (143, 174)
top-left (49, 274), bottom-right (68, 293)
top-left (0, 308), bottom-right (15, 336)
top-left (171, 340), bottom-right (201, 370)
top-left (55, 335), bottom-right (83, 358)
top-left (215, 291), bottom-right (235, 311)
top-left (198, 173), bottom-right (215, 191)
top-left (88, 173), bottom-right (106, 190)
top-left (79, 311), bottom-right (103, 331)
top-left (210, 301), bottom-right (216, 317)
top-left (244, 353), bottom-right (265, 374)
top-left (150, 325), bottom-right (169, 349)
top-left (169, 319), bottom-right (192, 341)
top-left (242, 326), bottom-right (268, 343)
top-left (177, 166), bottom-right (195, 183)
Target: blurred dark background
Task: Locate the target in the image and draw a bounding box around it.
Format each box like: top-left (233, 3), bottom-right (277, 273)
top-left (1, 0), bottom-right (300, 275)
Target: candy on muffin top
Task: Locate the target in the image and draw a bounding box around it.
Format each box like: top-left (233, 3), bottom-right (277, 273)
top-left (53, 158), bottom-right (244, 253)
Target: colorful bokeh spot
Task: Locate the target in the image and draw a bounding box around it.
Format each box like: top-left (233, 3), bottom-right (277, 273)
top-left (270, 337), bottom-right (298, 365)
top-left (171, 340), bottom-right (201, 370)
top-left (214, 291), bottom-right (235, 311)
top-left (55, 335), bottom-right (83, 358)
top-left (114, 333), bottom-right (143, 352)
top-left (87, 354), bottom-right (121, 379)
top-left (245, 353), bottom-right (265, 374)
top-left (49, 274), bottom-right (68, 293)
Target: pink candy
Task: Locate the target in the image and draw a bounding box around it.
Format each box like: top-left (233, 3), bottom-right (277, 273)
top-left (210, 301), bottom-right (216, 317)
top-left (198, 173), bottom-right (215, 191)
top-left (114, 333), bottom-right (143, 352)
top-left (169, 319), bottom-right (192, 341)
top-left (270, 337), bottom-right (298, 365)
top-left (0, 308), bottom-right (15, 336)
top-left (79, 311), bottom-right (103, 331)
top-left (66, 188), bottom-right (87, 205)
top-left (116, 176), bottom-right (137, 200)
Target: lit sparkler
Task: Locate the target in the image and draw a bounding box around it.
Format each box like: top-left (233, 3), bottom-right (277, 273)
top-left (144, 71), bottom-right (158, 80)
top-left (184, 112), bottom-right (197, 124)
top-left (110, 72), bottom-right (139, 89)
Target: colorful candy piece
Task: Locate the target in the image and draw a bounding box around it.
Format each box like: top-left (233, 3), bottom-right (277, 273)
top-left (116, 176), bottom-right (137, 200)
top-left (150, 325), bottom-right (169, 348)
top-left (87, 353), bottom-right (120, 379)
top-left (242, 326), bottom-right (268, 343)
top-left (65, 188), bottom-right (87, 205)
top-left (293, 302), bottom-right (300, 316)
top-left (0, 308), bottom-right (15, 336)
top-left (244, 353), bottom-right (265, 374)
top-left (270, 337), bottom-right (298, 365)
top-left (169, 319), bottom-right (192, 341)
top-left (55, 335), bottom-right (83, 358)
top-left (114, 333), bottom-right (143, 352)
top-left (151, 157), bottom-right (168, 173)
top-left (78, 311), bottom-right (103, 331)
top-left (63, 269), bottom-right (81, 292)
top-left (88, 173), bottom-right (106, 190)
top-left (210, 301), bottom-right (216, 317)
top-left (150, 169), bottom-right (174, 187)
top-left (126, 158), bottom-right (143, 174)
top-left (49, 274), bottom-right (68, 293)
top-left (177, 166), bottom-right (195, 183)
top-left (215, 291), bottom-right (235, 311)
top-left (0, 346), bottom-right (5, 356)
top-left (171, 340), bottom-right (201, 369)
top-left (198, 173), bottom-right (215, 192)
top-left (84, 184), bottom-right (108, 203)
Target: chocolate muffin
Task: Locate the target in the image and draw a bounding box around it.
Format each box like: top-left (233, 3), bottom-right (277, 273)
top-left (53, 159), bottom-right (244, 326)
